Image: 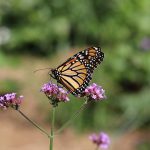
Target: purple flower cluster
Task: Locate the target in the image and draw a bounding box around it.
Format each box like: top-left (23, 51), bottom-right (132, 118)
top-left (0, 93), bottom-right (23, 110)
top-left (84, 83), bottom-right (106, 101)
top-left (89, 132), bottom-right (110, 149)
top-left (41, 82), bottom-right (69, 104)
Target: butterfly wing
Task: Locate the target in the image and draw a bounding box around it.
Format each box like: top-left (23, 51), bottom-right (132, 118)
top-left (57, 58), bottom-right (91, 96)
top-left (51, 47), bottom-right (104, 96)
top-left (76, 47), bottom-right (104, 72)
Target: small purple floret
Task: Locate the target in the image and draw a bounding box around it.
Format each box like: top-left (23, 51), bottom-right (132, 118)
top-left (84, 83), bottom-right (106, 101)
top-left (89, 132), bottom-right (110, 149)
top-left (0, 93), bottom-right (24, 110)
top-left (41, 82), bottom-right (70, 104)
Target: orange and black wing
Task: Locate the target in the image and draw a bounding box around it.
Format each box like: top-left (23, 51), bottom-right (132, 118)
top-left (52, 47), bottom-right (104, 96)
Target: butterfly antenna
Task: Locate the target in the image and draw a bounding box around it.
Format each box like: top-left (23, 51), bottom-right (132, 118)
top-left (33, 67), bottom-right (52, 73)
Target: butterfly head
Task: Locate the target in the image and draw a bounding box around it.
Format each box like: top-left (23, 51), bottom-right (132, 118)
top-left (49, 68), bottom-right (60, 80)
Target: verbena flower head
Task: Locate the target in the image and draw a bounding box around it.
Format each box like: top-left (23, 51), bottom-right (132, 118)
top-left (0, 93), bottom-right (24, 110)
top-left (84, 83), bottom-right (106, 101)
top-left (41, 82), bottom-right (69, 107)
top-left (89, 132), bottom-right (110, 149)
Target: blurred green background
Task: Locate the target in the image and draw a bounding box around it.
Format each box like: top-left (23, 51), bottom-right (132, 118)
top-left (0, 0), bottom-right (150, 150)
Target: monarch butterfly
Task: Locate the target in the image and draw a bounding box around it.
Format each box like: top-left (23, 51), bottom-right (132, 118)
top-left (49, 47), bottom-right (104, 97)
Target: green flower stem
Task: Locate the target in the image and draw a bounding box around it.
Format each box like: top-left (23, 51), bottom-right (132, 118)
top-left (50, 107), bottom-right (55, 150)
top-left (55, 100), bottom-right (91, 134)
top-left (17, 109), bottom-right (49, 138)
